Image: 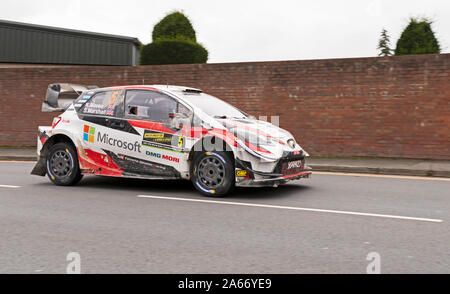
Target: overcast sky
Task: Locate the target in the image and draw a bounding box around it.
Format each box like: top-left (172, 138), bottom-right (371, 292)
top-left (0, 0), bottom-right (448, 63)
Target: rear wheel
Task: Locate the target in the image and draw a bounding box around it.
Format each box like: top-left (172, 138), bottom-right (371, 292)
top-left (46, 142), bottom-right (83, 186)
top-left (190, 151), bottom-right (235, 197)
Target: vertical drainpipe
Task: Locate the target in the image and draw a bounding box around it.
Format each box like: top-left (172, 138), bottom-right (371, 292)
top-left (131, 43), bottom-right (140, 66)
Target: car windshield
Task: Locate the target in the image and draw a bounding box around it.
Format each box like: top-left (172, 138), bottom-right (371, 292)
top-left (182, 93), bottom-right (247, 118)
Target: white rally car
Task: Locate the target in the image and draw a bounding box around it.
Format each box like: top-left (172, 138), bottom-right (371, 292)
top-left (32, 84), bottom-right (311, 196)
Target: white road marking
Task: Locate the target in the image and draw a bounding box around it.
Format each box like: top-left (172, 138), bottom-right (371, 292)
top-left (0, 184), bottom-right (20, 188)
top-left (137, 195), bottom-right (443, 223)
top-left (313, 171), bottom-right (450, 181)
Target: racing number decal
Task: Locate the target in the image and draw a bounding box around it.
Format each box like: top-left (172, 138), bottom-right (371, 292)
top-left (106, 91), bottom-right (119, 116)
top-left (177, 137), bottom-right (184, 148)
top-left (110, 91), bottom-right (119, 105)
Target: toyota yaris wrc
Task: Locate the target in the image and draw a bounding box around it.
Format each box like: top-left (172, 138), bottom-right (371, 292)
top-left (32, 84), bottom-right (311, 196)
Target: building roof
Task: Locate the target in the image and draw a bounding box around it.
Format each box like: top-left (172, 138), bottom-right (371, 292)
top-left (0, 19), bottom-right (142, 46)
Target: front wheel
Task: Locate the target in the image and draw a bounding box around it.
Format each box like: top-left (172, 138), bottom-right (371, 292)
top-left (46, 142), bottom-right (83, 186)
top-left (190, 151), bottom-right (235, 197)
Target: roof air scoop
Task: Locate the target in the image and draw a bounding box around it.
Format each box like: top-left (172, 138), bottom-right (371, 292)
top-left (182, 87), bottom-right (202, 94)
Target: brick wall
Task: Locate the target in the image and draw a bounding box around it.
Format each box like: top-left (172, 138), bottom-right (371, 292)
top-left (0, 54), bottom-right (449, 159)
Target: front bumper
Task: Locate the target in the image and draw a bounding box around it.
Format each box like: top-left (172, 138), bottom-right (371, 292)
top-left (235, 152), bottom-right (312, 187)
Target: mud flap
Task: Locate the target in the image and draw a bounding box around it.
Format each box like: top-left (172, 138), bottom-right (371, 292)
top-left (31, 156), bottom-right (46, 176)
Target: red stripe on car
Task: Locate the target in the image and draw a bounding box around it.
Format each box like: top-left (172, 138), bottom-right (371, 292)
top-left (127, 120), bottom-right (176, 134)
top-left (282, 171), bottom-right (311, 179)
top-left (77, 148), bottom-right (123, 176)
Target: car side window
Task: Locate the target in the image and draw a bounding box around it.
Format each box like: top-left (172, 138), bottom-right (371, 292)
top-left (125, 90), bottom-right (179, 123)
top-left (177, 103), bottom-right (192, 118)
top-left (81, 90), bottom-right (124, 117)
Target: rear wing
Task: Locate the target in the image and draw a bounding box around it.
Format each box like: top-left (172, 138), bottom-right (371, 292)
top-left (42, 83), bottom-right (98, 112)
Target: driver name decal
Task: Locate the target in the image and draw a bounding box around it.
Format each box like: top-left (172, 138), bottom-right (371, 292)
top-left (142, 130), bottom-right (185, 152)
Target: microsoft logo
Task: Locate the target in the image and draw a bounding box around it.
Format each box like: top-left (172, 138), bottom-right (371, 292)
top-left (83, 125), bottom-right (95, 143)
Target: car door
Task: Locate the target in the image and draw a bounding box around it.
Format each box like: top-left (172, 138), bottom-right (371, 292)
top-left (124, 89), bottom-right (193, 175)
top-left (79, 89), bottom-right (130, 152)
top-left (77, 89), bottom-right (145, 175)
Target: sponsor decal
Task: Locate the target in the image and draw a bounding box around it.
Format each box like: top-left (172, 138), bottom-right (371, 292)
top-left (120, 154), bottom-right (167, 170)
top-left (287, 160), bottom-right (302, 169)
top-left (145, 151), bottom-right (161, 159)
top-left (83, 124), bottom-right (141, 153)
top-left (145, 151), bottom-right (179, 163)
top-left (144, 131), bottom-right (171, 143)
top-left (142, 130), bottom-right (185, 152)
top-left (97, 132), bottom-right (141, 153)
top-left (83, 125), bottom-right (95, 143)
top-left (103, 150), bottom-right (179, 177)
top-left (280, 159), bottom-right (304, 175)
top-left (162, 155), bottom-right (179, 163)
top-left (236, 170), bottom-right (248, 177)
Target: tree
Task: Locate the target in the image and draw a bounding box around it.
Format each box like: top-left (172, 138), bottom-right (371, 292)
top-left (394, 18), bottom-right (441, 55)
top-left (140, 11), bottom-right (208, 65)
top-left (377, 28), bottom-right (393, 56)
top-left (152, 11), bottom-right (196, 42)
top-left (140, 39), bottom-right (208, 65)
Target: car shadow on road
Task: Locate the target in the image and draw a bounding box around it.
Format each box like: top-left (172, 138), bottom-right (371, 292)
top-left (77, 176), bottom-right (195, 193)
top-left (35, 175), bottom-right (312, 200)
top-left (229, 184), bottom-right (312, 200)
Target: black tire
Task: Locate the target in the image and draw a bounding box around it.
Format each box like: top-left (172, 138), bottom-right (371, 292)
top-left (190, 151), bottom-right (235, 197)
top-left (46, 142), bottom-right (83, 186)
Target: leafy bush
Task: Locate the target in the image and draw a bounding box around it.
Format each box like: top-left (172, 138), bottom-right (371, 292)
top-left (140, 39), bottom-right (208, 65)
top-left (395, 18), bottom-right (441, 55)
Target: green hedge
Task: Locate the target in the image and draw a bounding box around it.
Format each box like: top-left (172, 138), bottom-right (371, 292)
top-left (152, 12), bottom-right (196, 42)
top-left (140, 39), bottom-right (208, 65)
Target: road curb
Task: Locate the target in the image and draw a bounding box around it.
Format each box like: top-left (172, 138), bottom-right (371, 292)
top-left (0, 156), bottom-right (36, 162)
top-left (309, 164), bottom-right (450, 178)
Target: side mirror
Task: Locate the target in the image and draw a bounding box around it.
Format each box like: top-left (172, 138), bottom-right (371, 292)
top-left (128, 106), bottom-right (138, 115)
top-left (202, 121), bottom-right (214, 130)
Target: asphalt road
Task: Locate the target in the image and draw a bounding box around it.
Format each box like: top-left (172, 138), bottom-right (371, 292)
top-left (0, 161), bottom-right (449, 274)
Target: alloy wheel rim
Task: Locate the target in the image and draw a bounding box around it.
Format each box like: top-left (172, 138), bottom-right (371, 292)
top-left (50, 150), bottom-right (72, 178)
top-left (197, 156), bottom-right (225, 189)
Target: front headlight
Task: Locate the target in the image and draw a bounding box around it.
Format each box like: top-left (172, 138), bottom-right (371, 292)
top-left (287, 138), bottom-right (296, 149)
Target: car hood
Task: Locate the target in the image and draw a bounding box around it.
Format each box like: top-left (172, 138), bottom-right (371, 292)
top-left (216, 117), bottom-right (307, 159)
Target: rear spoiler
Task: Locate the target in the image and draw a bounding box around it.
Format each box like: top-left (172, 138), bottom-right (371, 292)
top-left (42, 83), bottom-right (98, 112)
